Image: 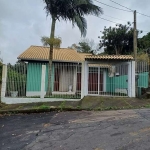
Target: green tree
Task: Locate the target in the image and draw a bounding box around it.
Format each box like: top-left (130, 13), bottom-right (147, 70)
top-left (138, 32), bottom-right (150, 51)
top-left (43, 0), bottom-right (103, 96)
top-left (69, 39), bottom-right (99, 54)
top-left (99, 23), bottom-right (142, 55)
top-left (6, 62), bottom-right (27, 97)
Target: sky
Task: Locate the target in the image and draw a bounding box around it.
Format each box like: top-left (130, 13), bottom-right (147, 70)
top-left (0, 0), bottom-right (150, 64)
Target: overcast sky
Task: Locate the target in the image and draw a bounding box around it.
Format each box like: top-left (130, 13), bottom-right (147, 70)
top-left (0, 0), bottom-right (150, 64)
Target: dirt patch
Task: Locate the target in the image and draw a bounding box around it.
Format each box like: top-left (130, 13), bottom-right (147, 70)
top-left (1, 97), bottom-right (150, 113)
top-left (0, 102), bottom-right (7, 109)
top-left (71, 110), bottom-right (139, 123)
top-left (80, 96), bottom-right (150, 110)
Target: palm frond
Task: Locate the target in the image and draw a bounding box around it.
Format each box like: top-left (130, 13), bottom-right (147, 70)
top-left (41, 36), bottom-right (50, 47)
top-left (72, 15), bottom-right (87, 37)
top-left (43, 0), bottom-right (103, 37)
top-left (41, 36), bottom-right (62, 48)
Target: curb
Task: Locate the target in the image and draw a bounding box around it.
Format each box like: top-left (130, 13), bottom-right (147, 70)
top-left (0, 108), bottom-right (83, 114)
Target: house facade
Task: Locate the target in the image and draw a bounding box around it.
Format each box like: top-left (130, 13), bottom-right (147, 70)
top-left (16, 45), bottom-right (137, 98)
top-left (2, 45), bottom-right (149, 104)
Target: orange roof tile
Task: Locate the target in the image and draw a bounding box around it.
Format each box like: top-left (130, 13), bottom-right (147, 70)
top-left (18, 46), bottom-right (85, 62)
top-left (85, 55), bottom-right (134, 60)
top-left (18, 46), bottom-right (134, 62)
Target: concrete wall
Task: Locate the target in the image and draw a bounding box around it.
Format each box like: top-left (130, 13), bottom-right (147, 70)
top-left (26, 63), bottom-right (78, 96)
top-left (106, 74), bottom-right (128, 93)
top-left (1, 97), bottom-right (80, 104)
top-left (26, 62), bottom-right (54, 93)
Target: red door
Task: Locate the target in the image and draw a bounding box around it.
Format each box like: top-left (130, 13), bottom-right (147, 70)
top-left (76, 73), bottom-right (81, 91)
top-left (99, 71), bottom-right (104, 92)
top-left (54, 68), bottom-right (59, 91)
top-left (88, 73), bottom-right (98, 94)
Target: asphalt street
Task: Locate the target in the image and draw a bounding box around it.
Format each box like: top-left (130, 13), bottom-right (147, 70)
top-left (0, 109), bottom-right (150, 150)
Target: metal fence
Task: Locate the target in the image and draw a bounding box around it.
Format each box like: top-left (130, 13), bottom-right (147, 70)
top-left (4, 60), bottom-right (149, 99)
top-left (6, 63), bottom-right (27, 97)
top-left (136, 61), bottom-right (149, 97)
top-left (88, 63), bottom-right (129, 97)
top-left (5, 62), bottom-right (81, 99)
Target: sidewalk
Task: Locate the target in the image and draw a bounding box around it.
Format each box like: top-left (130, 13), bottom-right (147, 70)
top-left (1, 97), bottom-right (150, 114)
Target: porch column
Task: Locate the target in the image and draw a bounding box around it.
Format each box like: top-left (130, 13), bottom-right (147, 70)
top-left (128, 61), bottom-right (135, 97)
top-left (1, 65), bottom-right (7, 99)
top-left (81, 61), bottom-right (88, 99)
top-left (40, 65), bottom-right (46, 98)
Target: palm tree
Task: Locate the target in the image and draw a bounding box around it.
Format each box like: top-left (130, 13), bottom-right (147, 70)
top-left (43, 0), bottom-right (103, 96)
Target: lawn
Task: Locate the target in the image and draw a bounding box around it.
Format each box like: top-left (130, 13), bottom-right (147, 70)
top-left (1, 96), bottom-right (150, 113)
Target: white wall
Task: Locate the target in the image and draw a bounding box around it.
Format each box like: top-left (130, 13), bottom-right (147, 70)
top-left (1, 97), bottom-right (81, 104)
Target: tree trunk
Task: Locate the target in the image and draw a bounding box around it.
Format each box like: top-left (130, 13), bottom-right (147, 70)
top-left (114, 45), bottom-right (118, 55)
top-left (46, 17), bottom-right (56, 96)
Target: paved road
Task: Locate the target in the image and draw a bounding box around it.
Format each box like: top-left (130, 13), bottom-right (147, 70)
top-left (0, 109), bottom-right (150, 150)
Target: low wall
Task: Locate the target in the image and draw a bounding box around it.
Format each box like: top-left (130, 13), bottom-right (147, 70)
top-left (1, 97), bottom-right (81, 104)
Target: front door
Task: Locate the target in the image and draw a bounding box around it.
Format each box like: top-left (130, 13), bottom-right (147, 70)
top-left (88, 67), bottom-right (104, 95)
top-left (99, 70), bottom-right (104, 92)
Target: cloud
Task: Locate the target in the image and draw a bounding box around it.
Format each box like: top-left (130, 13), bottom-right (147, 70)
top-left (0, 0), bottom-right (150, 64)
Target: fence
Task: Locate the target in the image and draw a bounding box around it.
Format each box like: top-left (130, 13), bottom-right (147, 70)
top-left (87, 63), bottom-right (129, 97)
top-left (136, 61), bottom-right (149, 97)
top-left (5, 62), bottom-right (82, 99)
top-left (1, 60), bottom-right (149, 103)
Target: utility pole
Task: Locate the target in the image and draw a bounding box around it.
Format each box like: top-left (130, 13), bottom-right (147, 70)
top-left (133, 10), bottom-right (138, 97)
top-left (133, 10), bottom-right (137, 62)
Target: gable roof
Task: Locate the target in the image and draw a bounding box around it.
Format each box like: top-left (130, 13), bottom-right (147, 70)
top-left (18, 45), bottom-right (134, 62)
top-left (18, 46), bottom-right (87, 62)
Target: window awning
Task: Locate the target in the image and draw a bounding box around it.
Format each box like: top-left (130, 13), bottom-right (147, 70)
top-left (88, 64), bottom-right (111, 68)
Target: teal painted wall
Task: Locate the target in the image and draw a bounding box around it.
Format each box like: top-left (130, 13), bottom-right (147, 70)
top-left (106, 70), bottom-right (128, 93)
top-left (106, 70), bottom-right (148, 94)
top-left (26, 63), bottom-right (54, 92)
top-left (138, 72), bottom-right (149, 96)
top-left (138, 72), bottom-right (148, 88)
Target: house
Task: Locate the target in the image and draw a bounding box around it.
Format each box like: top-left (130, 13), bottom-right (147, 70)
top-left (17, 45), bottom-right (138, 98)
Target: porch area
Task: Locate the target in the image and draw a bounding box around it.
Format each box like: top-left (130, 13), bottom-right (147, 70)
top-left (81, 55), bottom-right (136, 98)
top-left (1, 55), bottom-right (141, 104)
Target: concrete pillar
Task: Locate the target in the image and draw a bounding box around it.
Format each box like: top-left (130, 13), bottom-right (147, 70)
top-left (40, 65), bottom-right (46, 98)
top-left (81, 61), bottom-right (88, 99)
top-left (128, 61), bottom-right (135, 97)
top-left (73, 66), bottom-right (77, 92)
top-left (1, 65), bottom-right (7, 98)
top-left (81, 62), bottom-right (85, 99)
top-left (131, 61), bottom-right (136, 97)
top-left (84, 61), bottom-right (88, 96)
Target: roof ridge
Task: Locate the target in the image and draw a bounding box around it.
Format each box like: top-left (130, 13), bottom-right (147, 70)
top-left (30, 45), bottom-right (76, 50)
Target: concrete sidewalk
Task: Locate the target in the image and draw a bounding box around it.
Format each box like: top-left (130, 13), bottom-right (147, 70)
top-left (1, 97), bottom-right (150, 114)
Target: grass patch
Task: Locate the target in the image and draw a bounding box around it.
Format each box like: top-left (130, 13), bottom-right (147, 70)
top-left (1, 96), bottom-right (150, 113)
top-left (80, 96), bottom-right (150, 110)
top-left (38, 104), bottom-right (50, 109)
top-left (59, 101), bottom-right (66, 111)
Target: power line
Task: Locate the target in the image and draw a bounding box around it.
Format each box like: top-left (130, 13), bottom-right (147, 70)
top-left (93, 15), bottom-right (149, 33)
top-left (93, 0), bottom-right (132, 12)
top-left (137, 12), bottom-right (150, 18)
top-left (109, 0), bottom-right (150, 18)
top-left (93, 15), bottom-right (119, 24)
top-left (102, 14), bottom-right (130, 22)
top-left (109, 0), bottom-right (133, 11)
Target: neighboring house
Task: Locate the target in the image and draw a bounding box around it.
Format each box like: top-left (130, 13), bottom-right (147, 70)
top-left (17, 45), bottom-right (139, 98)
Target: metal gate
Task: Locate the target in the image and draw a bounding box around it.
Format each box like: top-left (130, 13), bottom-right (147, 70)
top-left (88, 63), bottom-right (129, 97)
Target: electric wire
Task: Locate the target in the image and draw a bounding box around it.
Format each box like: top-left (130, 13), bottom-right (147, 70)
top-left (93, 0), bottom-right (132, 12)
